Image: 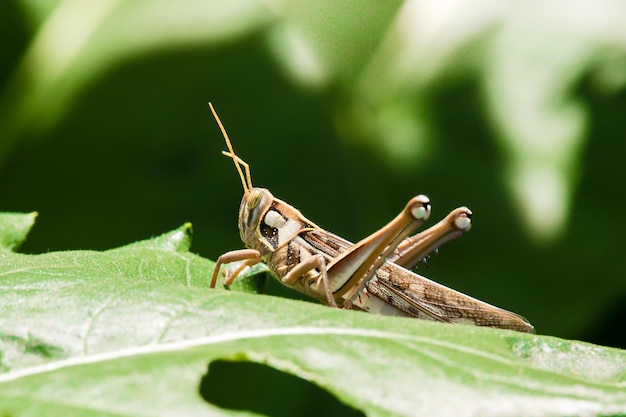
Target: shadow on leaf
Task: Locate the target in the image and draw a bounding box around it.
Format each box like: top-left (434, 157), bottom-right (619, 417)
top-left (200, 359), bottom-right (365, 417)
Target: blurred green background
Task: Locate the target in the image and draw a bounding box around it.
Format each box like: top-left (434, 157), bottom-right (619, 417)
top-left (2, 0), bottom-right (626, 348)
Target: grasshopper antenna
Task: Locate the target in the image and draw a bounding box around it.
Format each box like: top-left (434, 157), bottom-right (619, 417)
top-left (209, 102), bottom-right (252, 193)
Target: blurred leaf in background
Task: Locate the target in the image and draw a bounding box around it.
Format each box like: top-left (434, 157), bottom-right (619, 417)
top-left (1, 0), bottom-right (626, 348)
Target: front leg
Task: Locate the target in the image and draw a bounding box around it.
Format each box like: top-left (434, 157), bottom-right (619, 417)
top-left (210, 249), bottom-right (263, 288)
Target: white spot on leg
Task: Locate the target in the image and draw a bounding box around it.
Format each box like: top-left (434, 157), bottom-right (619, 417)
top-left (454, 216), bottom-right (471, 230)
top-left (411, 205), bottom-right (430, 220)
top-left (411, 195), bottom-right (431, 220)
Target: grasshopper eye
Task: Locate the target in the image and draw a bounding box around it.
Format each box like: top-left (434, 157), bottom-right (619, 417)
top-left (247, 190), bottom-right (263, 210)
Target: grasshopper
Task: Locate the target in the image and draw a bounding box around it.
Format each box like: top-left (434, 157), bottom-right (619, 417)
top-left (208, 103), bottom-right (534, 333)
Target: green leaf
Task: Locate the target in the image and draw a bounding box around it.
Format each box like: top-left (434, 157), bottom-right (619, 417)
top-left (0, 216), bottom-right (268, 372)
top-left (0, 211), bottom-right (37, 252)
top-left (1, 212), bottom-right (625, 416)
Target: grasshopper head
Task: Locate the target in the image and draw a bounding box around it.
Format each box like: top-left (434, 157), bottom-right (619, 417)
top-left (209, 103), bottom-right (277, 254)
top-left (238, 187), bottom-right (275, 252)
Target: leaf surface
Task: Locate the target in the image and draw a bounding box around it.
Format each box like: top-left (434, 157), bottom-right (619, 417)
top-left (1, 212), bottom-right (625, 417)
